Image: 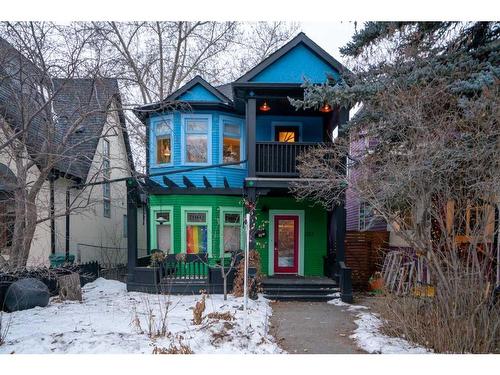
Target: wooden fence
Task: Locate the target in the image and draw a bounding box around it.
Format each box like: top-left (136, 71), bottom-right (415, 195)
top-left (344, 230), bottom-right (390, 289)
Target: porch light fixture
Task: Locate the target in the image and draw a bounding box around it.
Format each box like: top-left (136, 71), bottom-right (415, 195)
top-left (259, 101), bottom-right (271, 112)
top-left (156, 217), bottom-right (168, 225)
top-left (319, 103), bottom-right (333, 113)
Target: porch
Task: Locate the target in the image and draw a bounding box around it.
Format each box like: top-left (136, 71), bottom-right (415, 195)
top-left (261, 275), bottom-right (339, 301)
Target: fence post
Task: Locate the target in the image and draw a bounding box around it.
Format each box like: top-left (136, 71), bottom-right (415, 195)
top-left (339, 261), bottom-right (353, 303)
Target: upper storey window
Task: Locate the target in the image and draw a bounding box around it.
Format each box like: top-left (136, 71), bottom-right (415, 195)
top-left (220, 116), bottom-right (244, 166)
top-left (223, 121), bottom-right (241, 163)
top-left (154, 117), bottom-right (173, 165)
top-left (182, 114), bottom-right (212, 165)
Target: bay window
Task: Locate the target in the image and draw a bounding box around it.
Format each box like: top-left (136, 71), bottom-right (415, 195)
top-left (183, 116), bottom-right (210, 164)
top-left (222, 120), bottom-right (241, 163)
top-left (154, 118), bottom-right (173, 165)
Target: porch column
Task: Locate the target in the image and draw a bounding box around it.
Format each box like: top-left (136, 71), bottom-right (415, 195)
top-left (126, 179), bottom-right (138, 283)
top-left (246, 97), bottom-right (256, 177)
top-left (336, 106), bottom-right (349, 266)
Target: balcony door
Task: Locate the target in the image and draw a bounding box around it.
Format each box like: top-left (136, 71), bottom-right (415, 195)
top-left (273, 215), bottom-right (299, 274)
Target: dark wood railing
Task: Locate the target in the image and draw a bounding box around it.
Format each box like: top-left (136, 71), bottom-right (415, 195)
top-left (255, 142), bottom-right (318, 177)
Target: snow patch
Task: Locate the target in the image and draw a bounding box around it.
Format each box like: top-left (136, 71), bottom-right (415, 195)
top-left (0, 278), bottom-right (281, 354)
top-left (329, 296), bottom-right (430, 354)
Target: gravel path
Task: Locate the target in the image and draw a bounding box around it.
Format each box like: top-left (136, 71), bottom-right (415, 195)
top-left (269, 301), bottom-right (366, 354)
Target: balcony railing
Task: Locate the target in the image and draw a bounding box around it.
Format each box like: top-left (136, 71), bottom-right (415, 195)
top-left (255, 142), bottom-right (318, 177)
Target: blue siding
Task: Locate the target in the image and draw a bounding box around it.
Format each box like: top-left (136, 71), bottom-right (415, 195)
top-left (250, 43), bottom-right (340, 83)
top-left (149, 110), bottom-right (246, 188)
top-left (177, 83), bottom-right (222, 102)
top-left (256, 115), bottom-right (323, 142)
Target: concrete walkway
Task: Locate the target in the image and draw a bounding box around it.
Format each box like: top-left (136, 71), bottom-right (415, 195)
top-left (269, 301), bottom-right (366, 354)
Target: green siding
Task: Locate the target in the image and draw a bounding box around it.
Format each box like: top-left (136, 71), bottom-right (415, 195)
top-left (255, 197), bottom-right (327, 277)
top-left (149, 194), bottom-right (326, 276)
top-left (149, 195), bottom-right (244, 263)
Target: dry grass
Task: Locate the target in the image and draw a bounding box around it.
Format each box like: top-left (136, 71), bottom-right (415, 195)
top-left (152, 342), bottom-right (193, 354)
top-left (192, 295), bottom-right (206, 325)
top-left (374, 278), bottom-right (500, 353)
top-left (0, 312), bottom-right (10, 346)
top-left (206, 311), bottom-right (235, 321)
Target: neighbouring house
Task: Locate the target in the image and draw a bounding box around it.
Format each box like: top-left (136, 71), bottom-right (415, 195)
top-left (344, 111), bottom-right (499, 288)
top-left (127, 32), bottom-right (353, 299)
top-left (0, 38), bottom-right (145, 268)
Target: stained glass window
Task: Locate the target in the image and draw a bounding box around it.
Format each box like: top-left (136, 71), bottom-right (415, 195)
top-left (185, 211), bottom-right (208, 254)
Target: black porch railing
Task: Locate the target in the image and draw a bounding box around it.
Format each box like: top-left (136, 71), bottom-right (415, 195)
top-left (255, 142), bottom-right (318, 177)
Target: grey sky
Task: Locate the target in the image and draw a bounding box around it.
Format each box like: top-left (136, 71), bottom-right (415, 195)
top-left (300, 21), bottom-right (357, 64)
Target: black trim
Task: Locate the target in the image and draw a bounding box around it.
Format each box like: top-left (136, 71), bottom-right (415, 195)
top-left (203, 176), bottom-right (212, 188)
top-left (162, 176), bottom-right (179, 188)
top-left (182, 175), bottom-right (195, 188)
top-left (147, 186), bottom-right (244, 196)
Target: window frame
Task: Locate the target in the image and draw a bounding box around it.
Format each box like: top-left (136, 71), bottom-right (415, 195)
top-left (181, 114), bottom-right (212, 166)
top-left (271, 122), bottom-right (302, 143)
top-left (151, 115), bottom-right (174, 167)
top-left (181, 206), bottom-right (212, 256)
top-left (150, 206), bottom-right (174, 253)
top-left (359, 201), bottom-right (374, 231)
top-left (219, 207), bottom-right (244, 258)
top-left (103, 138), bottom-right (110, 159)
top-left (219, 115), bottom-right (244, 167)
top-left (451, 201), bottom-right (492, 242)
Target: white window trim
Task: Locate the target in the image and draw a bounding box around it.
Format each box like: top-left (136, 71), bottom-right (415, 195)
top-left (219, 207), bottom-right (244, 258)
top-left (151, 115), bottom-right (174, 167)
top-left (150, 206), bottom-right (174, 253)
top-left (180, 206), bottom-right (212, 256)
top-left (180, 114), bottom-right (212, 166)
top-left (219, 115), bottom-right (245, 167)
top-left (271, 121), bottom-right (303, 142)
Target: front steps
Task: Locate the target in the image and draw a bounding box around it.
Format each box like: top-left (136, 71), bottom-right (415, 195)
top-left (262, 276), bottom-right (340, 302)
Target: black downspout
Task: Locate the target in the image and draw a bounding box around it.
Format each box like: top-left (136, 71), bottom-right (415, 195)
top-left (49, 175), bottom-right (56, 255)
top-left (65, 187), bottom-right (70, 261)
top-left (335, 107), bottom-right (349, 267)
top-left (336, 106), bottom-right (351, 302)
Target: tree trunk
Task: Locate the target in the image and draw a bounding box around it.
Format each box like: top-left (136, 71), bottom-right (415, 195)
top-left (223, 275), bottom-right (228, 301)
top-left (58, 272), bottom-right (82, 301)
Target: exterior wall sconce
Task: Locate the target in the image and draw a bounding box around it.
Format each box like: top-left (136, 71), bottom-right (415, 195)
top-left (319, 103), bottom-right (333, 113)
top-left (259, 101), bottom-right (271, 112)
top-left (156, 217), bottom-right (168, 225)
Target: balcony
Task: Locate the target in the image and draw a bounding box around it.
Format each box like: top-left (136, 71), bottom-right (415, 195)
top-left (255, 142), bottom-right (318, 177)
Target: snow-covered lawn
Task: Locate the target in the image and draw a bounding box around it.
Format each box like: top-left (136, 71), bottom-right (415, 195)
top-left (0, 278), bottom-right (281, 354)
top-left (328, 294), bottom-right (431, 354)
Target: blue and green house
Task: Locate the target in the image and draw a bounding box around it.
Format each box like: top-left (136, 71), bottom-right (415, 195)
top-left (127, 33), bottom-right (351, 290)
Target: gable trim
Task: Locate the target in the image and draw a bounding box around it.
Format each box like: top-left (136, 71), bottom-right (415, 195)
top-left (234, 32), bottom-right (348, 84)
top-left (164, 76), bottom-right (232, 104)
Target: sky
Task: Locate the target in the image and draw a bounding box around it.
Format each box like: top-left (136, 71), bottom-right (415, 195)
top-left (300, 21), bottom-right (358, 64)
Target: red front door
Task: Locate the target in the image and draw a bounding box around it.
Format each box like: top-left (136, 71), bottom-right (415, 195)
top-left (274, 215), bottom-right (299, 274)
